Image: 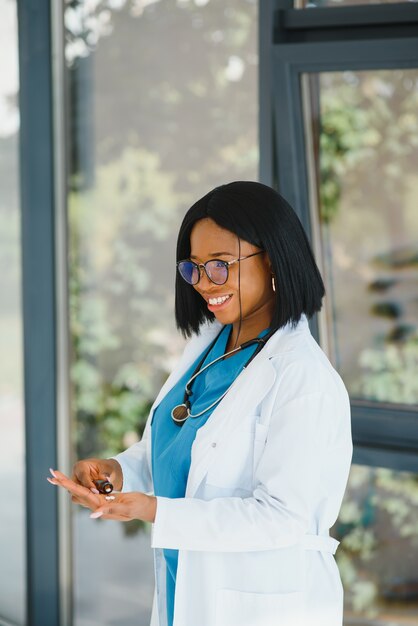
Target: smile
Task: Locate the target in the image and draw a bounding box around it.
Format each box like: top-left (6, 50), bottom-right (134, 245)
top-left (208, 294), bottom-right (232, 305)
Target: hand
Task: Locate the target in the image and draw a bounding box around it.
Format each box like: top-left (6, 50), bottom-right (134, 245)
top-left (72, 457), bottom-right (123, 493)
top-left (47, 469), bottom-right (157, 523)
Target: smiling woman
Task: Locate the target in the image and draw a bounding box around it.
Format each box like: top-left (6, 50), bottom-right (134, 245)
top-left (175, 182), bottom-right (325, 345)
top-left (50, 180), bottom-right (353, 626)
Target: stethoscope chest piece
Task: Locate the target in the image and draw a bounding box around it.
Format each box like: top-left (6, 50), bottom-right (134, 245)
top-left (171, 403), bottom-right (189, 424)
top-left (170, 329), bottom-right (276, 427)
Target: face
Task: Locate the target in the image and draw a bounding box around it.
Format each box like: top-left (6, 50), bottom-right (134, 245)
top-left (188, 218), bottom-right (275, 330)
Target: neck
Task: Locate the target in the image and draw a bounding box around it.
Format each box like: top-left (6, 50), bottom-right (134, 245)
top-left (227, 317), bottom-right (272, 351)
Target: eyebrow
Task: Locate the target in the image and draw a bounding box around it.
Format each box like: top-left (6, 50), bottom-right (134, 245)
top-left (190, 252), bottom-right (234, 259)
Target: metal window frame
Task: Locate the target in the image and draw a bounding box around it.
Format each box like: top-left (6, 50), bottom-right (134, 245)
top-left (259, 0), bottom-right (418, 473)
top-left (17, 1), bottom-right (71, 625)
top-left (18, 0), bottom-right (59, 623)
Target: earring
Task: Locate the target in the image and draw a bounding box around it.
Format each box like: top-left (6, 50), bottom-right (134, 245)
top-left (271, 274), bottom-right (276, 292)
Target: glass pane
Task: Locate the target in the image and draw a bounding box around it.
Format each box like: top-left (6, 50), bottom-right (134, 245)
top-left (0, 0), bottom-right (26, 623)
top-left (66, 1), bottom-right (258, 624)
top-left (333, 464), bottom-right (418, 624)
top-left (296, 0), bottom-right (416, 8)
top-left (303, 70), bottom-right (418, 406)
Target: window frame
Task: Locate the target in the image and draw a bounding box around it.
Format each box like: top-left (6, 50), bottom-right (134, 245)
top-left (17, 1), bottom-right (69, 625)
top-left (259, 0), bottom-right (418, 472)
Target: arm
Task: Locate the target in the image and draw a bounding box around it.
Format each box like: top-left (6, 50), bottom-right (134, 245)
top-left (111, 416), bottom-right (153, 493)
top-left (151, 391), bottom-right (351, 552)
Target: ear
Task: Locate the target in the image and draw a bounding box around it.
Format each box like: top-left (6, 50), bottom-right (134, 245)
top-left (264, 252), bottom-right (273, 272)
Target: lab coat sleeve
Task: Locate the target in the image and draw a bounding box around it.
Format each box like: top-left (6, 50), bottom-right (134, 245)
top-left (111, 416), bottom-right (153, 494)
top-left (151, 391), bottom-right (351, 552)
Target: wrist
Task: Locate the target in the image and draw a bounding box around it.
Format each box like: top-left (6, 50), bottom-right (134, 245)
top-left (145, 495), bottom-right (157, 523)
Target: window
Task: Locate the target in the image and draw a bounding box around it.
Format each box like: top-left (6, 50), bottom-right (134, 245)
top-left (303, 69), bottom-right (418, 406)
top-left (261, 1), bottom-right (418, 621)
top-left (65, 1), bottom-right (258, 623)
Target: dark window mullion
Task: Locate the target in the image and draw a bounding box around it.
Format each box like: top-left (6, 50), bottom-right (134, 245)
top-left (353, 444), bottom-right (418, 474)
top-left (273, 38), bottom-right (418, 67)
top-left (352, 404), bottom-right (418, 452)
top-left (17, 0), bottom-right (60, 624)
top-left (282, 3), bottom-right (418, 31)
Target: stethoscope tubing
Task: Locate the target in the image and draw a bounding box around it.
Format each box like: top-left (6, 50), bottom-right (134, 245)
top-left (171, 325), bottom-right (278, 425)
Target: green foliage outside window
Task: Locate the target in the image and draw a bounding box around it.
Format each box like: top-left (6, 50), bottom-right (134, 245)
top-left (318, 70), bottom-right (418, 621)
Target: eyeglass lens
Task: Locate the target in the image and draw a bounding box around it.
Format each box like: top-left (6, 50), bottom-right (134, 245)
top-left (178, 260), bottom-right (228, 285)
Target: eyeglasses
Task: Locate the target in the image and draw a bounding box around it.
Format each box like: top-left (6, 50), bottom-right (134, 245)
top-left (177, 250), bottom-right (264, 286)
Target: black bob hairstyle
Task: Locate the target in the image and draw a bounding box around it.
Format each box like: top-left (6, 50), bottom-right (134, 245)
top-left (175, 181), bottom-right (325, 338)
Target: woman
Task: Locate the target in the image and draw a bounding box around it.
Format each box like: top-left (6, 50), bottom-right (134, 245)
top-left (49, 181), bottom-right (353, 626)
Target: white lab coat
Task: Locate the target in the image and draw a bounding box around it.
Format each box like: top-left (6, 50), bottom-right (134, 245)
top-left (114, 314), bottom-right (353, 626)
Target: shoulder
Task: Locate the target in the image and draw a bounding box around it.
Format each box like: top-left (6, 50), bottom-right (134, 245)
top-left (267, 316), bottom-right (349, 406)
top-left (263, 319), bottom-right (351, 446)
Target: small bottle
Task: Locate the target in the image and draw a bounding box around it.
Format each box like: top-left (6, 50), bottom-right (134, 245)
top-left (94, 479), bottom-right (113, 494)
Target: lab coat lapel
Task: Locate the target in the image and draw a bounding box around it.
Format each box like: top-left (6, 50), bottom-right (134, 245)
top-left (150, 321), bottom-right (222, 411)
top-left (185, 352), bottom-right (277, 497)
top-left (146, 322), bottom-right (223, 478)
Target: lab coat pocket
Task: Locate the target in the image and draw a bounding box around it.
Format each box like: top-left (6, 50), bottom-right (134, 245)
top-left (206, 424), bottom-right (256, 490)
top-left (215, 588), bottom-right (304, 626)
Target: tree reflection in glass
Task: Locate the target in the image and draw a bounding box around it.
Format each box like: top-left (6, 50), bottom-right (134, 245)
top-left (305, 69), bottom-right (418, 406)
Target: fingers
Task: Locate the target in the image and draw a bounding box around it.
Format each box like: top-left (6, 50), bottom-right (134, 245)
top-left (47, 468), bottom-right (101, 509)
top-left (47, 469), bottom-right (134, 521)
top-left (72, 459), bottom-right (116, 494)
top-left (72, 461), bottom-right (100, 492)
top-left (71, 494), bottom-right (92, 509)
top-left (51, 468), bottom-right (87, 493)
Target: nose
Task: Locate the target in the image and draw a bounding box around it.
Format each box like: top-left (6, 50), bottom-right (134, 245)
top-left (195, 264), bottom-right (213, 288)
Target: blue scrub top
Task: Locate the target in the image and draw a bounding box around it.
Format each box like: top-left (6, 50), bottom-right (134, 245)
top-left (151, 323), bottom-right (270, 626)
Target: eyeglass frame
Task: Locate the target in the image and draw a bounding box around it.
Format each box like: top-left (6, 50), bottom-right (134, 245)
top-left (176, 250), bottom-right (265, 286)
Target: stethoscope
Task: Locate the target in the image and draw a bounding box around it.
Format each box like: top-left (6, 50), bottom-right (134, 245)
top-left (171, 326), bottom-right (278, 425)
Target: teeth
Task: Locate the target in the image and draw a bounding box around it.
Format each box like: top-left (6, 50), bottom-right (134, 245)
top-left (209, 295), bottom-right (231, 305)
